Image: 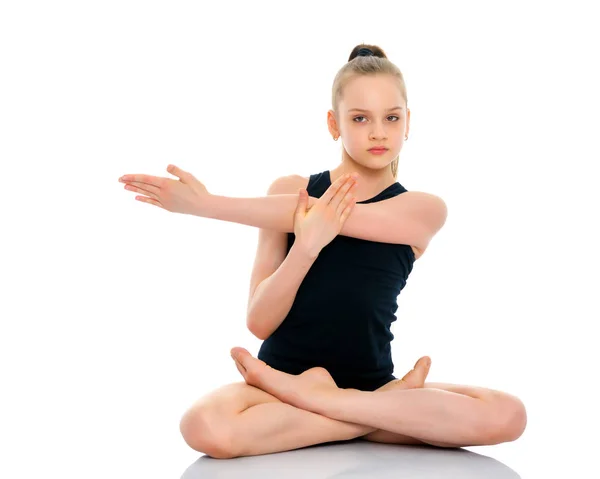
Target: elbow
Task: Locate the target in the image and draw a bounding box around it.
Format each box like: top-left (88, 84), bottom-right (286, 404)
top-left (249, 329), bottom-right (266, 341)
top-left (246, 316), bottom-right (268, 340)
top-left (251, 329), bottom-right (269, 341)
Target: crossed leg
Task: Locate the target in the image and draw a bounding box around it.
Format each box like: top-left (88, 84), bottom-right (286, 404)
top-left (180, 357), bottom-right (435, 458)
top-left (227, 347), bottom-right (527, 452)
top-left (180, 352), bottom-right (526, 458)
top-left (359, 380), bottom-right (522, 447)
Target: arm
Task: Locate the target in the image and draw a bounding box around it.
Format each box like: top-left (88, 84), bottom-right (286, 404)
top-left (247, 242), bottom-right (317, 340)
top-left (199, 191), bottom-right (447, 251)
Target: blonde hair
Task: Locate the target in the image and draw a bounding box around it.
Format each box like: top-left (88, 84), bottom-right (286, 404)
top-left (331, 44), bottom-right (408, 180)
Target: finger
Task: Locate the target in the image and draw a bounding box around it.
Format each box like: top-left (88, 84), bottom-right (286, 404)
top-left (119, 174), bottom-right (165, 188)
top-left (295, 188), bottom-right (307, 216)
top-left (320, 173), bottom-right (354, 205)
top-left (336, 184), bottom-right (356, 216)
top-left (339, 199), bottom-right (356, 223)
top-left (135, 195), bottom-right (165, 209)
top-left (167, 164), bottom-right (188, 180)
top-left (330, 178), bottom-right (356, 212)
top-left (123, 181), bottom-right (161, 198)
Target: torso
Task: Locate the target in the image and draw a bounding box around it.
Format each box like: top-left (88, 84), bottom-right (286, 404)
top-left (292, 174), bottom-right (424, 261)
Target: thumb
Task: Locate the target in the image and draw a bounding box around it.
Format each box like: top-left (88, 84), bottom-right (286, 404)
top-left (167, 164), bottom-right (187, 179)
top-left (295, 188), bottom-right (307, 216)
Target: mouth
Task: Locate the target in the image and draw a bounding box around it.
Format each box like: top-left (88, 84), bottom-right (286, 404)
top-left (368, 148), bottom-right (388, 154)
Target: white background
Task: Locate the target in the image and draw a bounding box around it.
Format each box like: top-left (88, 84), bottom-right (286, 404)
top-left (1, 1), bottom-right (598, 477)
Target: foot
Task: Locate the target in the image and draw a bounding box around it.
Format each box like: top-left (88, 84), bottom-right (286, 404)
top-left (341, 356), bottom-right (432, 395)
top-left (388, 356), bottom-right (432, 391)
top-left (230, 347), bottom-right (341, 412)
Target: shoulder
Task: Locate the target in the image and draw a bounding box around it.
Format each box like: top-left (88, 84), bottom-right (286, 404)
top-left (403, 191), bottom-right (447, 208)
top-left (266, 174), bottom-right (310, 194)
top-left (400, 191), bottom-right (448, 233)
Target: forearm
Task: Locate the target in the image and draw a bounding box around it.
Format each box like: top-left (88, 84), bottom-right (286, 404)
top-left (198, 193), bottom-right (309, 232)
top-left (198, 193), bottom-right (374, 238)
top-left (247, 243), bottom-right (317, 340)
top-left (198, 192), bottom-right (431, 248)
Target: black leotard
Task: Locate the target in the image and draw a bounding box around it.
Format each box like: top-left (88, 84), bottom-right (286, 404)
top-left (257, 170), bottom-right (416, 391)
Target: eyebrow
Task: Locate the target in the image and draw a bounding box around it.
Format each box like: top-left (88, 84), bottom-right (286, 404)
top-left (347, 106), bottom-right (403, 113)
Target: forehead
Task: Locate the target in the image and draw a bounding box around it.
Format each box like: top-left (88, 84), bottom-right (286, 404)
top-left (340, 75), bottom-right (403, 111)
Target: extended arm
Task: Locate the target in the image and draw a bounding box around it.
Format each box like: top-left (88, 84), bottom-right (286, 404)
top-left (199, 191), bottom-right (446, 251)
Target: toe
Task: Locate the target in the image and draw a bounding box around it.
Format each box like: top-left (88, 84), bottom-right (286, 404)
top-left (415, 356), bottom-right (431, 370)
top-left (399, 357), bottom-right (432, 387)
top-left (230, 346), bottom-right (246, 357)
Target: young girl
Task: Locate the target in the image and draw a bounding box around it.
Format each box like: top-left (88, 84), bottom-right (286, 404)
top-left (119, 44), bottom-right (527, 459)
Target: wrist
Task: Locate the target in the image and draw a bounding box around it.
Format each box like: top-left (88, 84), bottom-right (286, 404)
top-left (290, 241), bottom-right (320, 262)
top-left (195, 193), bottom-right (218, 218)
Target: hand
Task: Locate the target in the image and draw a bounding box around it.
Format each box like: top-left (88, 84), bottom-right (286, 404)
top-left (118, 165), bottom-right (210, 215)
top-left (293, 173), bottom-right (358, 258)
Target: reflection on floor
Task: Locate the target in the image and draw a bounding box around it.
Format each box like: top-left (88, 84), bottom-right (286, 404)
top-left (181, 438), bottom-right (520, 479)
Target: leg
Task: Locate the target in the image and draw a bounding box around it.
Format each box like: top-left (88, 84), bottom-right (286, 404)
top-left (312, 384), bottom-right (527, 447)
top-left (361, 381), bottom-right (526, 447)
top-left (180, 357), bottom-right (432, 458)
top-left (180, 381), bottom-right (374, 458)
top-left (231, 347), bottom-right (528, 448)
top-left (360, 378), bottom-right (454, 447)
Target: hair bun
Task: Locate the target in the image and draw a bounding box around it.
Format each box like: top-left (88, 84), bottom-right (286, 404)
top-left (348, 44), bottom-right (388, 62)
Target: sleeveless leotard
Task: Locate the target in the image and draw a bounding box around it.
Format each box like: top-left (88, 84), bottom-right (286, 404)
top-left (257, 170), bottom-right (416, 391)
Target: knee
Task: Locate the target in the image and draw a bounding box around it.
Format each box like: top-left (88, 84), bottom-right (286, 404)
top-left (179, 405), bottom-right (237, 459)
top-left (505, 397), bottom-right (528, 441)
top-left (485, 395), bottom-right (528, 444)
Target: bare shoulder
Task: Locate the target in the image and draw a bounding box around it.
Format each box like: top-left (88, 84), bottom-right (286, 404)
top-left (404, 191), bottom-right (447, 214)
top-left (417, 191), bottom-right (447, 219)
top-left (267, 174), bottom-right (310, 194)
top-left (397, 191), bottom-right (448, 258)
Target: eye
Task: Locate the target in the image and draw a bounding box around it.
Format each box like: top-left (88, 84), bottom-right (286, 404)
top-left (352, 115), bottom-right (400, 123)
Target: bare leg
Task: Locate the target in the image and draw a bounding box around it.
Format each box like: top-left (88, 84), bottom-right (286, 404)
top-left (232, 357), bottom-right (434, 456)
top-left (180, 381), bottom-right (370, 458)
top-left (180, 357), bottom-right (431, 458)
top-left (361, 381), bottom-right (516, 446)
top-left (231, 347), bottom-right (527, 447)
top-left (327, 386), bottom-right (526, 446)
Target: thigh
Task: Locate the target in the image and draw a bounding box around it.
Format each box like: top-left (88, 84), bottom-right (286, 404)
top-left (424, 381), bottom-right (527, 433)
top-left (361, 381), bottom-right (522, 448)
top-left (180, 381), bottom-right (284, 447)
top-left (423, 382), bottom-right (512, 401)
top-left (187, 381), bottom-right (282, 418)
top-left (360, 379), bottom-right (461, 448)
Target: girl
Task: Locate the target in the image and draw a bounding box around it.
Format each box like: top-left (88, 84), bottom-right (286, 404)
top-left (119, 44), bottom-right (527, 459)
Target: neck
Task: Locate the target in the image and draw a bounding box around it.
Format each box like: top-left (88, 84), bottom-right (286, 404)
top-left (330, 155), bottom-right (396, 201)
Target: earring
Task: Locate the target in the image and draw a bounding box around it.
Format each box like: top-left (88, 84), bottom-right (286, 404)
top-left (334, 135), bottom-right (339, 141)
top-left (405, 136), bottom-right (408, 140)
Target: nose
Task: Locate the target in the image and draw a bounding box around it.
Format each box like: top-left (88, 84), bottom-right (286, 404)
top-left (369, 121), bottom-right (387, 140)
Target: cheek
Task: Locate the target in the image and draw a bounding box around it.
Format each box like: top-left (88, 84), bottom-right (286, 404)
top-left (344, 137), bottom-right (362, 150)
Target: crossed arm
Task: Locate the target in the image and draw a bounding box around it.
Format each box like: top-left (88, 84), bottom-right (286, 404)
top-left (119, 169), bottom-right (447, 251)
top-left (202, 191), bottom-right (447, 252)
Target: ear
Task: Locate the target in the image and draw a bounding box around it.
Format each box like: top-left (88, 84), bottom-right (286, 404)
top-left (327, 110), bottom-right (340, 138)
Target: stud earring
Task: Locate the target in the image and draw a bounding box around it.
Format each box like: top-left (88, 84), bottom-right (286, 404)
top-left (334, 136), bottom-right (339, 141)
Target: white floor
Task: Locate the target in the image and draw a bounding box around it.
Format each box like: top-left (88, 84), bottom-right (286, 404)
top-left (181, 440), bottom-right (522, 479)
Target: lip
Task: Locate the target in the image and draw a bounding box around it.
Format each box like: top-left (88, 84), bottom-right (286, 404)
top-left (368, 148), bottom-right (388, 155)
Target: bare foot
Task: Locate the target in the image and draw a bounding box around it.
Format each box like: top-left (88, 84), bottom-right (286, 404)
top-left (391, 356), bottom-right (432, 390)
top-left (230, 347), bottom-right (341, 412)
top-left (341, 356), bottom-right (432, 394)
top-left (230, 347), bottom-right (432, 413)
